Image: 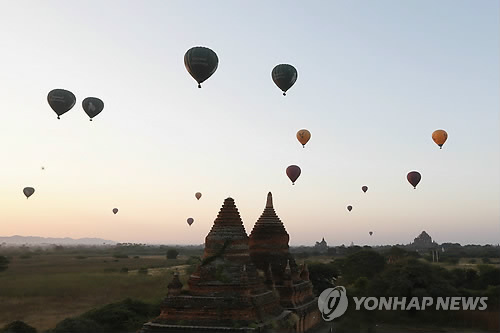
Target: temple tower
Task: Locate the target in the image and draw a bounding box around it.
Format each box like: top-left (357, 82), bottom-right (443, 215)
top-left (249, 192), bottom-right (322, 333)
top-left (249, 192), bottom-right (299, 283)
top-left (141, 197), bottom-right (295, 333)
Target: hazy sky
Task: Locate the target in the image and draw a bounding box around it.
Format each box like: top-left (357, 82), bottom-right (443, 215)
top-left (0, 1), bottom-right (498, 246)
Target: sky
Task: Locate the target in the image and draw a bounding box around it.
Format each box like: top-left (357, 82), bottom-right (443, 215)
top-left (0, 1), bottom-right (498, 246)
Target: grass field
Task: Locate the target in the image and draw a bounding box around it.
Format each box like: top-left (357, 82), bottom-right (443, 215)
top-left (0, 253), bottom-right (189, 331)
top-left (430, 257), bottom-right (500, 270)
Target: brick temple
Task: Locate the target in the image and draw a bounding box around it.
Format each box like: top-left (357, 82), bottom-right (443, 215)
top-left (141, 193), bottom-right (321, 333)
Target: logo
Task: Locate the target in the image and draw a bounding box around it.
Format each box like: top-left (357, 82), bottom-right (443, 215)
top-left (317, 286), bottom-right (488, 320)
top-left (318, 286), bottom-right (349, 321)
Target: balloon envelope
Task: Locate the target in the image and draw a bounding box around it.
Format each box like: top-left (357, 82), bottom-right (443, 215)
top-left (187, 218), bottom-right (194, 226)
top-left (407, 171), bottom-right (422, 189)
top-left (362, 186), bottom-right (368, 193)
top-left (347, 205), bottom-right (353, 212)
top-left (82, 97), bottom-right (104, 121)
top-left (296, 129), bottom-right (311, 147)
top-left (286, 165), bottom-right (301, 185)
top-left (47, 89), bottom-right (76, 119)
top-left (23, 187), bottom-right (35, 199)
top-left (112, 208), bottom-right (118, 215)
top-left (195, 192), bottom-right (202, 200)
top-left (272, 64), bottom-right (298, 96)
top-left (432, 130), bottom-right (448, 149)
top-left (184, 46), bottom-right (218, 88)
top-left (369, 231), bottom-right (373, 236)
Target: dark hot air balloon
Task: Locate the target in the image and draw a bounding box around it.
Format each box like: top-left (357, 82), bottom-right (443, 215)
top-left (112, 208), bottom-right (118, 215)
top-left (195, 192), bottom-right (202, 200)
top-left (407, 171), bottom-right (421, 189)
top-left (362, 186), bottom-right (368, 193)
top-left (23, 187), bottom-right (35, 199)
top-left (272, 64), bottom-right (298, 96)
top-left (82, 97), bottom-right (104, 121)
top-left (369, 231), bottom-right (373, 236)
top-left (286, 165), bottom-right (301, 185)
top-left (47, 89), bottom-right (76, 119)
top-left (347, 205), bottom-right (352, 212)
top-left (187, 218), bottom-right (194, 226)
top-left (184, 47), bottom-right (219, 88)
top-left (296, 129), bottom-right (311, 147)
top-left (432, 130), bottom-right (448, 149)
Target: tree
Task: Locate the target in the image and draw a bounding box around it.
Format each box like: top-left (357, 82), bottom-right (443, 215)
top-left (81, 298), bottom-right (159, 332)
top-left (465, 269), bottom-right (479, 289)
top-left (478, 265), bottom-right (500, 288)
top-left (52, 318), bottom-right (102, 333)
top-left (0, 256), bottom-right (9, 272)
top-left (166, 249), bottom-right (179, 259)
top-left (327, 247), bottom-right (337, 256)
top-left (341, 250), bottom-right (385, 284)
top-left (368, 259), bottom-right (457, 298)
top-left (1, 320), bottom-right (37, 333)
top-left (307, 262), bottom-right (339, 295)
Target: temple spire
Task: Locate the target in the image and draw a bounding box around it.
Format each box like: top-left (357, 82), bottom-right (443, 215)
top-left (300, 262), bottom-right (310, 281)
top-left (284, 260), bottom-right (291, 279)
top-left (266, 192), bottom-right (273, 208)
top-left (249, 192), bottom-right (291, 283)
top-left (167, 271), bottom-right (183, 296)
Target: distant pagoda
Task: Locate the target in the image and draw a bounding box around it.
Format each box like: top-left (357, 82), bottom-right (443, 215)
top-left (314, 238), bottom-right (328, 253)
top-left (409, 231), bottom-right (439, 252)
top-left (141, 197), bottom-right (296, 333)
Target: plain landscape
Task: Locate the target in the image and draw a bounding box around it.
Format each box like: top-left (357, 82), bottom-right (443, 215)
top-left (1, 239), bottom-right (499, 332)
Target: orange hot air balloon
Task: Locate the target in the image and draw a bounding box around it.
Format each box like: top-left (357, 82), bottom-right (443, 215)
top-left (407, 171), bottom-right (421, 189)
top-left (362, 186), bottom-right (368, 193)
top-left (195, 192), bottom-right (202, 200)
top-left (347, 205), bottom-right (353, 212)
top-left (432, 130), bottom-right (448, 149)
top-left (296, 129), bottom-right (311, 148)
top-left (286, 165), bottom-right (301, 185)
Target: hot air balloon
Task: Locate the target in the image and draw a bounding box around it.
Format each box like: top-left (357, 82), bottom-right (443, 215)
top-left (187, 218), bottom-right (194, 226)
top-left (47, 89), bottom-right (76, 119)
top-left (41, 166), bottom-right (45, 170)
top-left (432, 130), bottom-right (448, 149)
top-left (184, 46), bottom-right (219, 88)
top-left (362, 186), bottom-right (368, 193)
top-left (23, 187), bottom-right (35, 199)
top-left (407, 171), bottom-right (421, 189)
top-left (296, 129), bottom-right (311, 148)
top-left (82, 97), bottom-right (104, 121)
top-left (195, 192), bottom-right (202, 200)
top-left (272, 64), bottom-right (298, 96)
top-left (369, 231), bottom-right (373, 236)
top-left (347, 205), bottom-right (352, 212)
top-left (112, 208), bottom-right (118, 215)
top-left (286, 165), bottom-right (301, 185)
